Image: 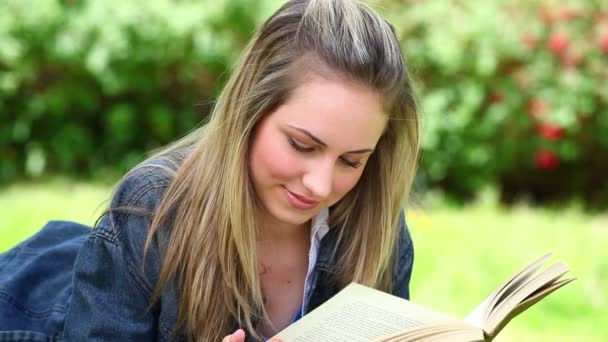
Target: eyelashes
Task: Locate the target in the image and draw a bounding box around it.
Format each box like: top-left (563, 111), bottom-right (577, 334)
top-left (288, 137), bottom-right (314, 152)
top-left (287, 137), bottom-right (362, 169)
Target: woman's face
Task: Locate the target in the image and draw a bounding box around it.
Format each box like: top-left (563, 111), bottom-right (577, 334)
top-left (248, 76), bottom-right (387, 228)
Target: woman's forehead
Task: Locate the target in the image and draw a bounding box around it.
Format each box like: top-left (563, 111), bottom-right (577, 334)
top-left (269, 77), bottom-right (387, 149)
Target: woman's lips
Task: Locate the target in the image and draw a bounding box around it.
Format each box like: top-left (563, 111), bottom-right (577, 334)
top-left (283, 186), bottom-right (318, 210)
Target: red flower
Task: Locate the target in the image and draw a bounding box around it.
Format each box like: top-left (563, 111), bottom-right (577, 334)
top-left (599, 31), bottom-right (608, 54)
top-left (537, 123), bottom-right (565, 141)
top-left (527, 98), bottom-right (548, 118)
top-left (548, 31), bottom-right (570, 55)
top-left (535, 150), bottom-right (560, 170)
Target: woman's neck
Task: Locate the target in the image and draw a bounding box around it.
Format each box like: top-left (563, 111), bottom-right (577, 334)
top-left (258, 222), bottom-right (310, 247)
top-left (256, 212), bottom-right (311, 244)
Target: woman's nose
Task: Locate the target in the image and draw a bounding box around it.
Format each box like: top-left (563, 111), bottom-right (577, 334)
top-left (302, 161), bottom-right (333, 200)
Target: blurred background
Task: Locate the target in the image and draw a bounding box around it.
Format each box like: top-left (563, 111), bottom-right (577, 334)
top-left (0, 0), bottom-right (606, 340)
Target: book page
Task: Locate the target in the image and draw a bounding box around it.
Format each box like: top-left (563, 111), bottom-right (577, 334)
top-left (485, 277), bottom-right (576, 340)
top-left (273, 283), bottom-right (471, 342)
top-left (485, 261), bottom-right (571, 335)
top-left (479, 253), bottom-right (554, 322)
top-left (464, 294), bottom-right (492, 328)
top-left (378, 325), bottom-right (484, 342)
top-left (464, 252), bottom-right (554, 327)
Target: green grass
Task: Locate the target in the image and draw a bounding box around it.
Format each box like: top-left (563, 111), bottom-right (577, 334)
top-left (1, 182), bottom-right (605, 341)
top-left (408, 192), bottom-right (608, 342)
top-left (0, 180), bottom-right (113, 252)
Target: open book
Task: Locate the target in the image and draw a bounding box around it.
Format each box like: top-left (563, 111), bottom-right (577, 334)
top-left (273, 253), bottom-right (575, 342)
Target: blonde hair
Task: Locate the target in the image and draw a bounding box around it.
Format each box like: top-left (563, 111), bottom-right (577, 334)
top-left (117, 0), bottom-right (419, 340)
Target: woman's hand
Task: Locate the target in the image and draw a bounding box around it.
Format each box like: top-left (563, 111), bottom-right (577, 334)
top-left (222, 329), bottom-right (245, 342)
top-left (221, 329), bottom-right (284, 342)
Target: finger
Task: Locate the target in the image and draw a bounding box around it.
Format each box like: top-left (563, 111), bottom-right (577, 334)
top-left (231, 329), bottom-right (246, 342)
top-left (268, 339), bottom-right (284, 342)
top-left (221, 329), bottom-right (243, 342)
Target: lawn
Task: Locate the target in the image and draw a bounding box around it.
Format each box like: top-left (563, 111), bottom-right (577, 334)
top-left (1, 181), bottom-right (605, 341)
top-left (0, 180), bottom-right (113, 252)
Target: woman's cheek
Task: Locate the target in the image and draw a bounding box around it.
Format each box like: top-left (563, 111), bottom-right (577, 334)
top-left (265, 143), bottom-right (302, 180)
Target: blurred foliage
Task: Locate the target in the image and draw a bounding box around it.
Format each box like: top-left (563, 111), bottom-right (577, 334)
top-left (0, 0), bottom-right (265, 181)
top-left (383, 0), bottom-right (608, 207)
top-left (0, 0), bottom-right (607, 207)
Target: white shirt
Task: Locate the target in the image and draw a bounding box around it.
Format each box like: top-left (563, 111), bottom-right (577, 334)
top-left (301, 207), bottom-right (330, 314)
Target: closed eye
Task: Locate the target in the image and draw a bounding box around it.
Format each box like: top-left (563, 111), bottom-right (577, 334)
top-left (340, 157), bottom-right (362, 169)
top-left (288, 137), bottom-right (314, 152)
top-left (288, 137), bottom-right (362, 169)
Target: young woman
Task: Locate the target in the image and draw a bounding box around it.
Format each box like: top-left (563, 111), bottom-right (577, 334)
top-left (0, 0), bottom-right (419, 341)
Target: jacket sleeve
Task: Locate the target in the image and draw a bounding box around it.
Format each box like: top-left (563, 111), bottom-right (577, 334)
top-left (391, 209), bottom-right (414, 300)
top-left (64, 167), bottom-right (173, 341)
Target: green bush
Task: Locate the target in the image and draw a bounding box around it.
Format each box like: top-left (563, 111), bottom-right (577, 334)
top-left (1, 0), bottom-right (606, 206)
top-left (0, 0), bottom-right (267, 181)
top-left (384, 0), bottom-right (608, 206)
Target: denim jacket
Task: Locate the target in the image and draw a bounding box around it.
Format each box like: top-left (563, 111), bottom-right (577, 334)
top-left (0, 158), bottom-right (414, 341)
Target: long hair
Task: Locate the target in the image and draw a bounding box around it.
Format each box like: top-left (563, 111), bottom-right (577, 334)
top-left (116, 0), bottom-right (419, 340)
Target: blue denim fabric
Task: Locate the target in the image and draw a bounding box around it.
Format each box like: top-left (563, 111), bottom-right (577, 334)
top-left (0, 159), bottom-right (414, 341)
top-left (0, 221), bottom-right (90, 341)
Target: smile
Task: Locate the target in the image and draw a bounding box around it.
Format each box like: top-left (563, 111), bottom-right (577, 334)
top-left (282, 186), bottom-right (319, 210)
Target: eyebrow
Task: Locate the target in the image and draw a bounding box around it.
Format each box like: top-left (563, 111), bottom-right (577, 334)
top-left (287, 125), bottom-right (375, 154)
